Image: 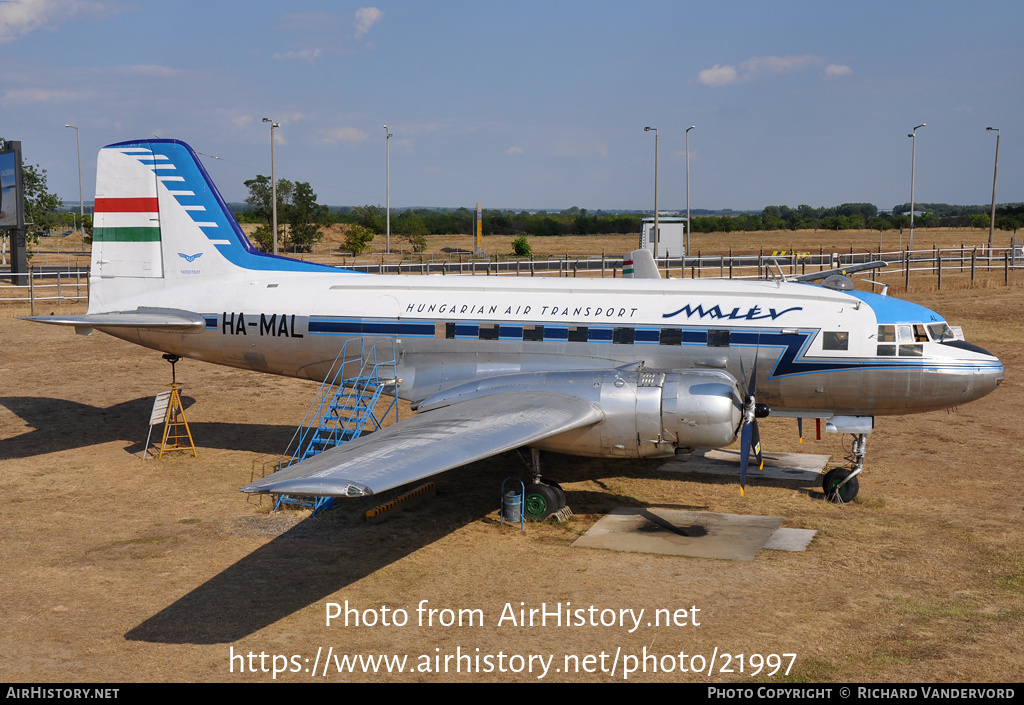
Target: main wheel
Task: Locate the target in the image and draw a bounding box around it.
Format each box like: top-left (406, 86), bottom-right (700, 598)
top-left (822, 468), bottom-right (859, 504)
top-left (524, 483), bottom-right (560, 521)
top-left (544, 480), bottom-right (567, 510)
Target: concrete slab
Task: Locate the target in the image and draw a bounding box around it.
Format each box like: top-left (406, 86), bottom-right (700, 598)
top-left (659, 448), bottom-right (831, 483)
top-left (573, 508), bottom-right (784, 561)
top-left (764, 527), bottom-right (818, 552)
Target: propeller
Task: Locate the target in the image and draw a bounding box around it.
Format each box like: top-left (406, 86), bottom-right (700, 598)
top-left (738, 346), bottom-right (768, 496)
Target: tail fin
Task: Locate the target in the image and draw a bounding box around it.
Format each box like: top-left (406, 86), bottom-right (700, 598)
top-left (90, 139), bottom-right (336, 310)
top-left (622, 248), bottom-right (662, 279)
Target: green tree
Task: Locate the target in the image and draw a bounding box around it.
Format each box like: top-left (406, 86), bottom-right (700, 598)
top-left (243, 174), bottom-right (294, 251)
top-left (343, 224), bottom-right (374, 254)
top-left (21, 163), bottom-right (63, 236)
top-left (511, 234), bottom-right (532, 257)
top-left (287, 181), bottom-right (328, 251)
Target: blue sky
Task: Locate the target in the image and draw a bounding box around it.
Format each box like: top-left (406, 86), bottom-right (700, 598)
top-left (2, 0), bottom-right (1022, 212)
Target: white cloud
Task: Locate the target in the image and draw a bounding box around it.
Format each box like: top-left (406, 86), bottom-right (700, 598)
top-left (354, 7), bottom-right (383, 38)
top-left (824, 64), bottom-right (853, 78)
top-left (506, 145), bottom-right (524, 155)
top-left (698, 64), bottom-right (739, 87)
top-left (0, 0), bottom-right (123, 45)
top-left (699, 55), bottom-right (852, 86)
top-left (323, 126), bottom-right (368, 144)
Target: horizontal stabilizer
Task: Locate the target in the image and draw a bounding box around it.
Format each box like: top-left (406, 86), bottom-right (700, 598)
top-left (792, 260), bottom-right (888, 282)
top-left (241, 391), bottom-right (604, 498)
top-left (23, 307), bottom-right (206, 333)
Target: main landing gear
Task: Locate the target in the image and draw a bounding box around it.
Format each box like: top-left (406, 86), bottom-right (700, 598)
top-left (524, 448), bottom-right (568, 521)
top-left (822, 433), bottom-right (866, 504)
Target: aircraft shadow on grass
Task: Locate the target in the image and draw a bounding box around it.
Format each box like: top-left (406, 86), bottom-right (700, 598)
top-left (122, 454), bottom-right (714, 645)
top-left (0, 396), bottom-right (296, 457)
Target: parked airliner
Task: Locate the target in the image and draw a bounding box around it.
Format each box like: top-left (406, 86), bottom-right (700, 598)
top-left (27, 139), bottom-right (1004, 515)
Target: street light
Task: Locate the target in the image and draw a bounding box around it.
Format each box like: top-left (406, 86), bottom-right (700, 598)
top-left (987, 127), bottom-right (1000, 251)
top-left (64, 124), bottom-right (83, 237)
top-left (383, 124), bottom-right (392, 254)
top-left (907, 123), bottom-right (926, 252)
top-left (644, 126), bottom-right (659, 259)
top-left (685, 125), bottom-right (695, 262)
top-left (262, 117), bottom-right (279, 256)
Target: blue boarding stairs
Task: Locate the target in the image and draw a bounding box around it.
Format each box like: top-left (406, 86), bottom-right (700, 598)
top-left (274, 338), bottom-right (399, 515)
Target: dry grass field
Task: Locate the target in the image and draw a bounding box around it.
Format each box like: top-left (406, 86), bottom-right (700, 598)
top-left (1, 230), bottom-right (1022, 683)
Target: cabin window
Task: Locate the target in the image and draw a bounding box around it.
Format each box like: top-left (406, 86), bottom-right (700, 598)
top-left (707, 329), bottom-right (730, 347)
top-left (568, 326), bottom-right (588, 342)
top-left (613, 327), bottom-right (635, 344)
top-left (478, 324), bottom-right (500, 340)
top-left (523, 325), bottom-right (544, 341)
top-left (896, 325), bottom-right (914, 343)
top-left (899, 344), bottom-right (923, 357)
top-left (876, 344), bottom-right (896, 356)
top-left (822, 331), bottom-right (849, 351)
top-left (877, 325), bottom-right (895, 343)
top-left (660, 328), bottom-right (683, 346)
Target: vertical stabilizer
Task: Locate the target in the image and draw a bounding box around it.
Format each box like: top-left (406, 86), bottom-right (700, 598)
top-left (622, 248), bottom-right (662, 279)
top-left (88, 139), bottom-right (345, 311)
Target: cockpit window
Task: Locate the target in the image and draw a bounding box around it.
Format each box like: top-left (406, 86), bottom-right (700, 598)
top-left (823, 331), bottom-right (849, 350)
top-left (927, 322), bottom-right (954, 341)
top-left (877, 325), bottom-right (895, 342)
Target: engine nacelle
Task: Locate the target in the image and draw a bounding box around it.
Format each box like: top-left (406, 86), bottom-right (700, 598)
top-left (416, 367), bottom-right (742, 459)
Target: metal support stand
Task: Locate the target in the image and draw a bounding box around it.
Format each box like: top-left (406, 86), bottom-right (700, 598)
top-left (156, 354), bottom-right (196, 458)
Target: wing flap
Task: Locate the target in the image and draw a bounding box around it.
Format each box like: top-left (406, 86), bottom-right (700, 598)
top-left (241, 392), bottom-right (604, 498)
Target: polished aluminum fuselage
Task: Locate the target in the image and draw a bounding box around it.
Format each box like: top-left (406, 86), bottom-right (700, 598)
top-left (96, 269), bottom-right (1004, 419)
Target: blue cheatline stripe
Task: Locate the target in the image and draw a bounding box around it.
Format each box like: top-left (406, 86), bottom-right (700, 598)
top-left (308, 319), bottom-right (435, 337)
top-left (210, 313), bottom-right (996, 378)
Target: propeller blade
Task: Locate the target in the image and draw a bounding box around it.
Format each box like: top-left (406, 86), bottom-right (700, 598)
top-left (798, 417), bottom-right (804, 444)
top-left (752, 419), bottom-right (763, 470)
top-left (738, 418), bottom-right (752, 496)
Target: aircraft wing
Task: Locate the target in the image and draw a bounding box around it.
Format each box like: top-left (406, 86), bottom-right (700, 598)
top-left (23, 307), bottom-right (206, 332)
top-left (240, 391), bottom-right (605, 498)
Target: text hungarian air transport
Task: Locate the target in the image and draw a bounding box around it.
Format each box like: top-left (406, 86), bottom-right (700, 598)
top-left (28, 140), bottom-right (1004, 514)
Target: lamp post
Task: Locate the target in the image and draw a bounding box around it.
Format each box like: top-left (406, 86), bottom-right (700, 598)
top-left (685, 125), bottom-right (695, 261)
top-left (644, 126), bottom-right (659, 259)
top-left (908, 123), bottom-right (925, 252)
top-left (987, 127), bottom-right (1000, 251)
top-left (383, 124), bottom-right (392, 254)
top-left (262, 117), bottom-right (279, 256)
top-left (64, 124), bottom-right (83, 237)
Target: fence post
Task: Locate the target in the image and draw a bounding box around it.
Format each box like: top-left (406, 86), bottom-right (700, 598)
top-left (29, 267), bottom-right (35, 316)
top-left (971, 248), bottom-right (977, 285)
top-left (728, 249), bottom-right (733, 279)
top-left (57, 271), bottom-right (62, 306)
top-left (904, 248), bottom-right (910, 291)
top-left (1006, 251), bottom-right (1010, 286)
top-left (937, 248), bottom-right (942, 290)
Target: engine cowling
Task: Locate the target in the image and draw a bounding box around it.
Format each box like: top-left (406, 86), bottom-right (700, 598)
top-left (416, 367), bottom-right (742, 459)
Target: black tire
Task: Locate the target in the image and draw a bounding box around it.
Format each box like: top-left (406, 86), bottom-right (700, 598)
top-left (822, 468), bottom-right (859, 504)
top-left (544, 480), bottom-right (567, 510)
top-left (524, 483), bottom-right (560, 520)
